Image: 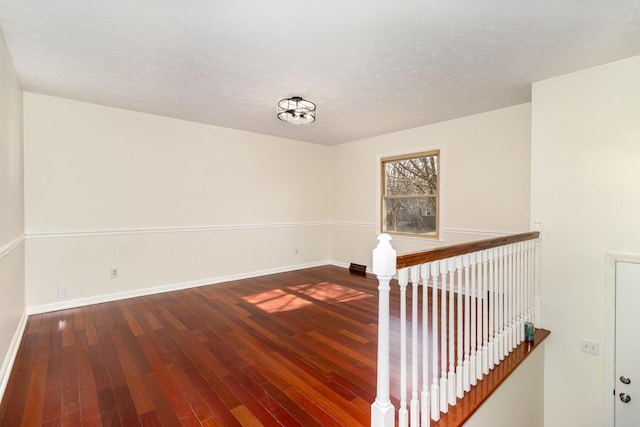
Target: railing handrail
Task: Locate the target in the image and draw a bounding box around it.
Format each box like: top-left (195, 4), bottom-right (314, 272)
top-left (396, 231), bottom-right (540, 269)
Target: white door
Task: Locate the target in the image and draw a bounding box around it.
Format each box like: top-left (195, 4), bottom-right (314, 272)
top-left (615, 262), bottom-right (640, 426)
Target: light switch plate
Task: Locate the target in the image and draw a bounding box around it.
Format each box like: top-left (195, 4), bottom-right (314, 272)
top-left (581, 338), bottom-right (600, 356)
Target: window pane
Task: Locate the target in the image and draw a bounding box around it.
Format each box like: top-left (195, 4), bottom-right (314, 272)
top-left (384, 155), bottom-right (438, 196)
top-left (383, 197), bottom-right (437, 234)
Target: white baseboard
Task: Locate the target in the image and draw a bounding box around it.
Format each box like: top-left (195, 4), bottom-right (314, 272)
top-left (0, 310), bottom-right (28, 402)
top-left (26, 260), bottom-right (333, 315)
top-left (329, 260), bottom-right (351, 269)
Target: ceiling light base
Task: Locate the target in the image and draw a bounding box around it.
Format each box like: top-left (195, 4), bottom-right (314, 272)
top-left (277, 96), bottom-right (316, 124)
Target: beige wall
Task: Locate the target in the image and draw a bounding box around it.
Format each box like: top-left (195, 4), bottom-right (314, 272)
top-left (0, 28), bottom-right (25, 396)
top-left (330, 103), bottom-right (532, 268)
top-left (466, 343), bottom-right (545, 427)
top-left (531, 55), bottom-right (640, 426)
top-left (23, 95), bottom-right (533, 310)
top-left (24, 94), bottom-right (331, 310)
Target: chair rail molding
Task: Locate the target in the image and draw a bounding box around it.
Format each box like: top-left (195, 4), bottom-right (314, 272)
top-left (25, 221), bottom-right (330, 239)
top-left (0, 235), bottom-right (24, 260)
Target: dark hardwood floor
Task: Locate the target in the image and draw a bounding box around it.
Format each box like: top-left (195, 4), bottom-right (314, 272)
top-left (0, 266), bottom-right (382, 426)
top-left (0, 265), bottom-right (548, 426)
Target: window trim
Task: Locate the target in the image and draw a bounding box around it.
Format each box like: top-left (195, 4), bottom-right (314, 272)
top-left (378, 148), bottom-right (441, 239)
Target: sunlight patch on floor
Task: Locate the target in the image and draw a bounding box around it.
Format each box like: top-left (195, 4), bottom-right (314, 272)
top-left (242, 289), bottom-right (312, 313)
top-left (288, 282), bottom-right (371, 304)
top-left (243, 282), bottom-right (371, 313)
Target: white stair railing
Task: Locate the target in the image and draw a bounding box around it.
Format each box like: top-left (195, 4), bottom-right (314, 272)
top-left (371, 231), bottom-right (540, 427)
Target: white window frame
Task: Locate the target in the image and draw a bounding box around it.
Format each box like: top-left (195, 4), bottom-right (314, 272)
top-left (377, 147), bottom-right (442, 239)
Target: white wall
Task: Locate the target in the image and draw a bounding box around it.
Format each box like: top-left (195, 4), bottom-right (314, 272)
top-left (465, 343), bottom-right (545, 427)
top-left (23, 96), bottom-right (532, 310)
top-left (24, 94), bottom-right (331, 310)
top-left (330, 104), bottom-right (532, 268)
top-left (531, 55), bottom-right (640, 426)
top-left (0, 28), bottom-right (26, 397)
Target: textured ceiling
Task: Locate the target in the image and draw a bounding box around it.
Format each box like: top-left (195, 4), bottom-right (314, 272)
top-left (0, 0), bottom-right (639, 145)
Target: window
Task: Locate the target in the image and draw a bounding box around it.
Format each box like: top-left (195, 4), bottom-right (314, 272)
top-left (381, 150), bottom-right (439, 237)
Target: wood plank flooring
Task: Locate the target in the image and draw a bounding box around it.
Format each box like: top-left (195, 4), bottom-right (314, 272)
top-left (0, 265), bottom-right (548, 426)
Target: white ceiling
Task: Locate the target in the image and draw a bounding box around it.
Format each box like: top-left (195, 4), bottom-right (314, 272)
top-left (0, 0), bottom-right (639, 145)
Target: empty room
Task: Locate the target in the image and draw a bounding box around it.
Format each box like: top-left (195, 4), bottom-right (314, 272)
top-left (1, 1), bottom-right (640, 426)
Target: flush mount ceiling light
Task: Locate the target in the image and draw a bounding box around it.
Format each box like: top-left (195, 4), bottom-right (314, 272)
top-left (277, 96), bottom-right (316, 125)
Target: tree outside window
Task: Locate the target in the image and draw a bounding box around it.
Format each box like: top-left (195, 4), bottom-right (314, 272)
top-left (381, 151), bottom-right (439, 237)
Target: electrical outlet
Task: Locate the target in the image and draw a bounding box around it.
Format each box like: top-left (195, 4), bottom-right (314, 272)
top-left (57, 287), bottom-right (66, 299)
top-left (581, 338), bottom-right (600, 356)
top-left (294, 248), bottom-right (299, 255)
top-left (110, 268), bottom-right (119, 278)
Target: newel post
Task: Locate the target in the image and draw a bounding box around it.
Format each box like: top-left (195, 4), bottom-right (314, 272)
top-left (533, 221), bottom-right (543, 328)
top-left (371, 233), bottom-right (397, 427)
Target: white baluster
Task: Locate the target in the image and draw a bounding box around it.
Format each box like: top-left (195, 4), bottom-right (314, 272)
top-left (515, 243), bottom-right (521, 346)
top-left (494, 247), bottom-right (501, 365)
top-left (420, 264), bottom-right (430, 427)
top-left (508, 244), bottom-right (514, 352)
top-left (439, 259), bottom-right (448, 413)
top-left (512, 244), bottom-right (517, 345)
top-left (447, 258), bottom-right (456, 406)
top-left (430, 262), bottom-right (440, 421)
top-left (522, 241), bottom-right (531, 338)
top-left (469, 252), bottom-right (477, 386)
top-left (534, 233), bottom-right (542, 327)
top-left (518, 243), bottom-right (525, 343)
top-left (522, 241), bottom-right (527, 324)
top-left (509, 244), bottom-right (520, 352)
top-left (371, 234), bottom-right (396, 427)
top-left (508, 244), bottom-right (512, 352)
top-left (504, 245), bottom-right (510, 352)
top-left (506, 244), bottom-right (513, 352)
top-left (471, 251), bottom-right (486, 385)
top-left (488, 248), bottom-right (496, 369)
top-left (526, 241), bottom-right (532, 333)
top-left (524, 242), bottom-right (528, 322)
top-left (496, 246), bottom-right (502, 362)
top-left (398, 268), bottom-right (409, 427)
top-left (528, 241), bottom-right (532, 326)
top-left (498, 246), bottom-right (506, 361)
top-left (482, 249), bottom-right (490, 376)
top-left (514, 243), bottom-right (520, 344)
top-left (516, 243), bottom-right (521, 343)
top-left (455, 257), bottom-right (463, 399)
top-left (512, 244), bottom-right (518, 346)
top-left (462, 254), bottom-right (471, 392)
top-left (410, 266), bottom-right (420, 427)
top-left (504, 244), bottom-right (510, 358)
top-left (529, 240), bottom-right (535, 323)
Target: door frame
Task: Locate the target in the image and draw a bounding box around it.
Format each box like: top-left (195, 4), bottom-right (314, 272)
top-left (604, 252), bottom-right (640, 427)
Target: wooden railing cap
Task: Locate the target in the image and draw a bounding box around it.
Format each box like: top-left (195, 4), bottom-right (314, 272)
top-left (395, 231), bottom-right (540, 269)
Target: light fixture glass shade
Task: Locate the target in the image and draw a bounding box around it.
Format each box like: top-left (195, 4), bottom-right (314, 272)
top-left (277, 96), bottom-right (316, 124)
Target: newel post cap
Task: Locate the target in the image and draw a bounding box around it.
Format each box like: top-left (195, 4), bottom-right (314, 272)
top-left (373, 233), bottom-right (397, 277)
